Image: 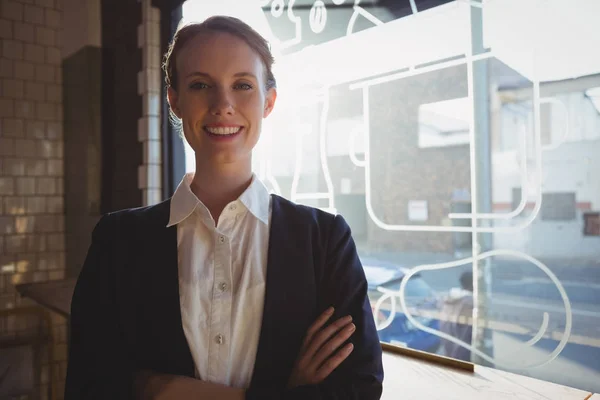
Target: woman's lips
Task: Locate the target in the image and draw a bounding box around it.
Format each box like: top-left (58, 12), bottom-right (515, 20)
top-left (203, 126), bottom-right (244, 141)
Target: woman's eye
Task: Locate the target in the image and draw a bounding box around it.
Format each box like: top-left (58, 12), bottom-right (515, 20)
top-left (235, 83), bottom-right (253, 90)
top-left (190, 82), bottom-right (209, 90)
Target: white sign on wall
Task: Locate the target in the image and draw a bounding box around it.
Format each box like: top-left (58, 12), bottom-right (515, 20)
top-left (408, 200), bottom-right (428, 221)
top-left (340, 178), bottom-right (352, 194)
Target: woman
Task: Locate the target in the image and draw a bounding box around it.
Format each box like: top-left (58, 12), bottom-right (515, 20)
top-left (65, 16), bottom-right (383, 400)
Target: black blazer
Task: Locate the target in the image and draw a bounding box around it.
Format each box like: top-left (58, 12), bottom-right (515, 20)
top-left (65, 195), bottom-right (384, 399)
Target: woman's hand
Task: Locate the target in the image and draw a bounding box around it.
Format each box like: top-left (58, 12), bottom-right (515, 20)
top-left (288, 307), bottom-right (356, 388)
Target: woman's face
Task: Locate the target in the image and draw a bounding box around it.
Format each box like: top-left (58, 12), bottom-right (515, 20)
top-left (168, 32), bottom-right (276, 167)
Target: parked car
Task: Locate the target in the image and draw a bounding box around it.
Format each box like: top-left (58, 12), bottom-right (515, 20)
top-left (360, 256), bottom-right (441, 353)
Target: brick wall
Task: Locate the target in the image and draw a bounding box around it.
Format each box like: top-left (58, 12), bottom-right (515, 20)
top-left (367, 64), bottom-right (471, 253)
top-left (0, 0), bottom-right (67, 398)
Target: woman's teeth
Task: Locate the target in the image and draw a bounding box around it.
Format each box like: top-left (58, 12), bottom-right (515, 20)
top-left (205, 126), bottom-right (241, 135)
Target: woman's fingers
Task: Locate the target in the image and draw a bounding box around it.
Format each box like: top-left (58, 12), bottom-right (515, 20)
top-left (314, 343), bottom-right (355, 382)
top-left (311, 322), bottom-right (356, 368)
top-left (303, 314), bottom-right (353, 361)
top-left (288, 308), bottom-right (357, 388)
top-left (300, 307), bottom-right (334, 352)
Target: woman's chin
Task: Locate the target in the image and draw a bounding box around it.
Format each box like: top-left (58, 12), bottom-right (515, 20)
top-left (193, 149), bottom-right (251, 167)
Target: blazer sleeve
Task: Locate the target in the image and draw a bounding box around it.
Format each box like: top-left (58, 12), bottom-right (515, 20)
top-left (246, 214), bottom-right (384, 400)
top-left (64, 214), bottom-right (135, 400)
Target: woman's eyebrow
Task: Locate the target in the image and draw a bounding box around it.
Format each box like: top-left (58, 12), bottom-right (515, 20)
top-left (186, 72), bottom-right (212, 79)
top-left (185, 72), bottom-right (257, 80)
top-left (233, 72), bottom-right (257, 80)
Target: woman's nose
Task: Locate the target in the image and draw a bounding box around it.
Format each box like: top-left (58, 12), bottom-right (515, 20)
top-left (210, 89), bottom-right (234, 116)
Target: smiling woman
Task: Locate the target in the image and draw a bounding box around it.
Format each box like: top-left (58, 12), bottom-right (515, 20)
top-left (163, 17), bottom-right (277, 176)
top-left (64, 13), bottom-right (384, 400)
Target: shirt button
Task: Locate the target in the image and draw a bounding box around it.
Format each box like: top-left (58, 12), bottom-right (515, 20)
top-left (219, 282), bottom-right (227, 292)
top-left (229, 204), bottom-right (237, 211)
top-left (216, 334), bottom-right (224, 345)
top-left (219, 236), bottom-right (225, 244)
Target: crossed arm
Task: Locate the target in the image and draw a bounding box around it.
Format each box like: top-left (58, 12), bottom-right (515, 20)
top-left (65, 214), bottom-right (383, 400)
top-left (134, 308), bottom-right (357, 400)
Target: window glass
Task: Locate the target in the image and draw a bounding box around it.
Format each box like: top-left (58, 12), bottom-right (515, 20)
top-left (181, 0), bottom-right (600, 393)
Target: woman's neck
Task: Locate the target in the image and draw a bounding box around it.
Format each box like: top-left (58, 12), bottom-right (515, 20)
top-left (190, 160), bottom-right (253, 224)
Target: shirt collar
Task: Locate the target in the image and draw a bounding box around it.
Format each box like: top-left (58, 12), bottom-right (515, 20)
top-left (167, 172), bottom-right (270, 227)
top-left (238, 174), bottom-right (270, 225)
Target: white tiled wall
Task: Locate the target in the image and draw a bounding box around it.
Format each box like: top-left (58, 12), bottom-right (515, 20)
top-left (137, 0), bottom-right (162, 206)
top-left (0, 0), bottom-right (67, 398)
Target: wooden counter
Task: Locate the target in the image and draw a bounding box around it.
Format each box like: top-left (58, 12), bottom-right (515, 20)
top-left (16, 278), bottom-right (76, 318)
top-left (381, 350), bottom-right (592, 400)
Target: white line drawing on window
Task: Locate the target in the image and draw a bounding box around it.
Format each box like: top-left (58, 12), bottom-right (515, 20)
top-left (255, 126), bottom-right (283, 196)
top-left (448, 96), bottom-right (570, 221)
top-left (348, 124), bottom-right (366, 167)
top-left (266, 172), bottom-right (283, 195)
top-left (291, 122), bottom-right (313, 200)
top-left (290, 89), bottom-right (337, 214)
top-left (372, 249), bottom-right (572, 370)
top-left (270, 0), bottom-right (284, 18)
top-left (276, 0), bottom-right (303, 50)
top-left (540, 97), bottom-right (570, 151)
top-left (271, 0), bottom-right (285, 18)
top-left (309, 0), bottom-right (328, 34)
top-left (348, 53), bottom-right (492, 90)
top-left (457, 0), bottom-right (485, 8)
top-left (350, 53), bottom-right (545, 233)
top-left (360, 0), bottom-right (573, 366)
top-left (346, 1), bottom-right (384, 36)
top-left (449, 121), bottom-right (530, 220)
top-left (409, 0), bottom-right (418, 14)
top-left (251, 0), bottom-right (578, 368)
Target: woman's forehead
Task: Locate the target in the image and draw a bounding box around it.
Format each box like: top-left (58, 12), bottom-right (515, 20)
top-left (177, 32), bottom-right (263, 77)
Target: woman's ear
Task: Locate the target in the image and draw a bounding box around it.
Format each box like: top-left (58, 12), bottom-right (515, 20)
top-left (263, 87), bottom-right (277, 118)
top-left (167, 87), bottom-right (181, 119)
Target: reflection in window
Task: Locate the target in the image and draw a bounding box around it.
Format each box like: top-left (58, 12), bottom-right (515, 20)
top-left (541, 192), bottom-right (576, 221)
top-left (586, 87), bottom-right (600, 114)
top-left (418, 98), bottom-right (470, 148)
top-left (583, 212), bottom-right (600, 236)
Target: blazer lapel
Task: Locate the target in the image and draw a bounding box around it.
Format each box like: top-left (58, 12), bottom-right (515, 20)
top-left (136, 200), bottom-right (195, 377)
top-left (250, 195), bottom-right (318, 388)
